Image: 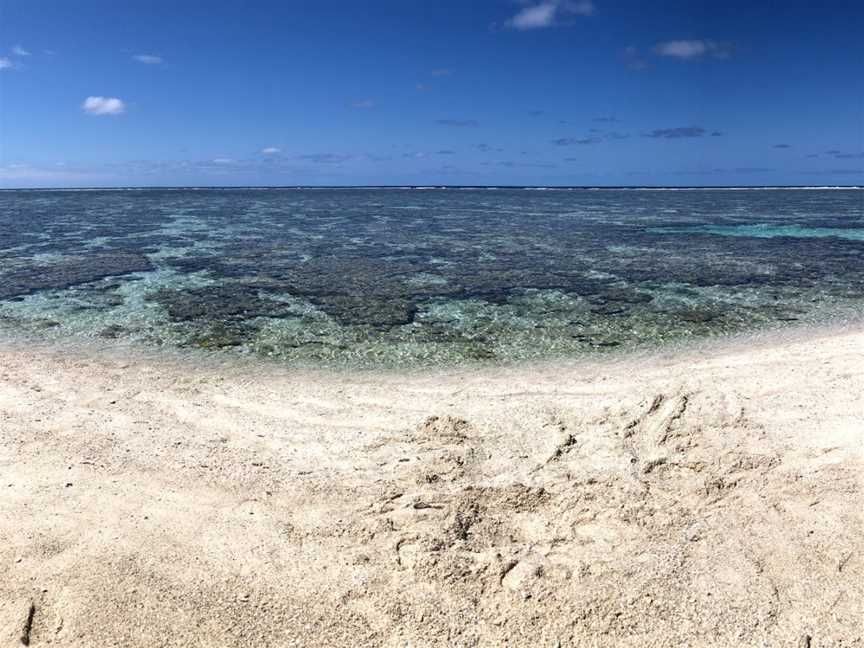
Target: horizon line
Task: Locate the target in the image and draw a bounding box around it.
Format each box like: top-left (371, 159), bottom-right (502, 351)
top-left (1, 184), bottom-right (862, 192)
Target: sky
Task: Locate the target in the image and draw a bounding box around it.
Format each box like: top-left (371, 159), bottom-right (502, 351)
top-left (1, 0), bottom-right (863, 187)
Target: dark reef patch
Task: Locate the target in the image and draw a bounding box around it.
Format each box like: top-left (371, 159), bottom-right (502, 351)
top-left (145, 285), bottom-right (295, 322)
top-left (0, 253), bottom-right (154, 300)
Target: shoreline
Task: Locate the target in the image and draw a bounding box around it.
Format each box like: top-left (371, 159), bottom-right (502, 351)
top-left (2, 314), bottom-right (863, 379)
top-left (1, 322), bottom-right (862, 646)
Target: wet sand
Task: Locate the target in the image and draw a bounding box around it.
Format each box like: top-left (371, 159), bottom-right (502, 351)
top-left (1, 327), bottom-right (862, 646)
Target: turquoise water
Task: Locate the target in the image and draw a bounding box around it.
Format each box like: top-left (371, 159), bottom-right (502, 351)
top-left (650, 223), bottom-right (864, 241)
top-left (0, 187), bottom-right (862, 366)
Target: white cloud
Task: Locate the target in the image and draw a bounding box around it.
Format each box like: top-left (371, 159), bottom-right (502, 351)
top-left (212, 158), bottom-right (233, 164)
top-left (12, 45), bottom-right (30, 56)
top-left (0, 57), bottom-right (13, 70)
top-left (507, 0), bottom-right (594, 30)
top-left (260, 147), bottom-right (281, 154)
top-left (133, 54), bottom-right (163, 65)
top-left (654, 40), bottom-right (731, 60)
top-left (351, 99), bottom-right (375, 109)
top-left (509, 3), bottom-right (557, 29)
top-left (82, 96), bottom-right (126, 115)
top-left (655, 40), bottom-right (707, 59)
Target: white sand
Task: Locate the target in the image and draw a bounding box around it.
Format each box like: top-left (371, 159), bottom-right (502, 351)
top-left (0, 327), bottom-right (862, 647)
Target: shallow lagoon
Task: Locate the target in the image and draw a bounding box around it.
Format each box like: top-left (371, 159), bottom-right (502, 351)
top-left (1, 187), bottom-right (862, 366)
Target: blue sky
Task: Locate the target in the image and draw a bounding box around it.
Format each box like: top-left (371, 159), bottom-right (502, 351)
top-left (1, 0), bottom-right (863, 187)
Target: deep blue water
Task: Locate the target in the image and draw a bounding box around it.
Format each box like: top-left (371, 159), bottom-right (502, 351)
top-left (0, 187), bottom-right (862, 365)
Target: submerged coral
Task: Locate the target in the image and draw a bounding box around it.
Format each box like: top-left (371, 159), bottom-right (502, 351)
top-left (0, 188), bottom-right (862, 365)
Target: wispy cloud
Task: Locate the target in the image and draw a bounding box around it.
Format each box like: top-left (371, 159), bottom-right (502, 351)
top-left (773, 143), bottom-right (791, 149)
top-left (645, 126), bottom-right (709, 139)
top-left (654, 40), bottom-right (733, 60)
top-left (622, 46), bottom-right (647, 70)
top-left (436, 119), bottom-right (479, 127)
top-left (12, 45), bottom-right (30, 56)
top-left (506, 0), bottom-right (595, 30)
top-left (552, 129), bottom-right (627, 146)
top-left (211, 158), bottom-right (234, 164)
top-left (260, 147), bottom-right (281, 154)
top-left (814, 149), bottom-right (864, 160)
top-left (0, 57), bottom-right (13, 70)
top-left (592, 116), bottom-right (619, 123)
top-left (350, 99), bottom-right (375, 109)
top-left (671, 167), bottom-right (775, 176)
top-left (297, 153), bottom-right (354, 164)
top-left (496, 161), bottom-right (557, 169)
top-left (82, 96), bottom-right (126, 116)
top-left (0, 163), bottom-right (106, 185)
top-left (431, 68), bottom-right (451, 77)
top-left (436, 150), bottom-right (456, 155)
top-left (813, 168), bottom-right (863, 175)
top-left (552, 137), bottom-right (602, 146)
top-left (133, 54), bottom-right (163, 65)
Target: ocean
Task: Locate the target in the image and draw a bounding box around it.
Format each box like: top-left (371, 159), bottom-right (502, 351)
top-left (1, 187), bottom-right (862, 366)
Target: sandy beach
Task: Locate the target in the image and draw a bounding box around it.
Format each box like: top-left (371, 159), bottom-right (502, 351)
top-left (1, 327), bottom-right (862, 647)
